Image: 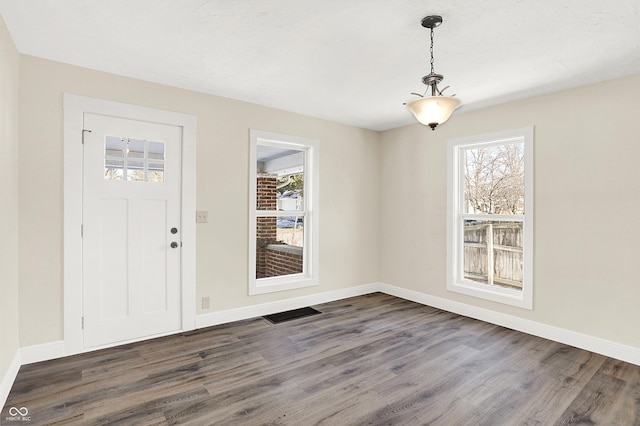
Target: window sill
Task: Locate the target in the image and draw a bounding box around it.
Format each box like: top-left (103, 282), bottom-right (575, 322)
top-left (249, 275), bottom-right (318, 295)
top-left (447, 280), bottom-right (532, 310)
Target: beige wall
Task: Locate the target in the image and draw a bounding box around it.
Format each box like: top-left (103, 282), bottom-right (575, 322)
top-left (12, 45), bottom-right (640, 353)
top-left (380, 73), bottom-right (640, 348)
top-left (0, 16), bottom-right (20, 380)
top-left (17, 55), bottom-right (381, 346)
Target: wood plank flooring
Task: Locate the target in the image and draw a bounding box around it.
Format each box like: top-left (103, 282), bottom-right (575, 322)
top-left (4, 293), bottom-right (640, 425)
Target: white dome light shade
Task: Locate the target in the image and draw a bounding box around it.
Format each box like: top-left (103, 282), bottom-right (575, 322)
top-left (406, 96), bottom-right (461, 130)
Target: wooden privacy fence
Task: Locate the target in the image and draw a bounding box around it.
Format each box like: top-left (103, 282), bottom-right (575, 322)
top-left (464, 222), bottom-right (523, 289)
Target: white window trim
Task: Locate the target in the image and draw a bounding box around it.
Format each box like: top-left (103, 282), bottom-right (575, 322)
top-left (446, 127), bottom-right (534, 309)
top-left (248, 129), bottom-right (319, 295)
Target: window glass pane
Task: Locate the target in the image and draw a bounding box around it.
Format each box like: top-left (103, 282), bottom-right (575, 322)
top-left (147, 171), bottom-right (164, 183)
top-left (105, 160), bottom-right (125, 180)
top-left (147, 141), bottom-right (165, 182)
top-left (463, 219), bottom-right (523, 290)
top-left (127, 161), bottom-right (145, 181)
top-left (277, 215), bottom-right (304, 247)
top-left (277, 173), bottom-right (304, 211)
top-left (127, 139), bottom-right (145, 159)
top-left (105, 137), bottom-right (126, 180)
top-left (148, 162), bottom-right (164, 171)
top-left (104, 136), bottom-right (164, 182)
top-left (463, 142), bottom-right (524, 214)
top-left (256, 145), bottom-right (304, 211)
top-left (255, 216), bottom-right (304, 279)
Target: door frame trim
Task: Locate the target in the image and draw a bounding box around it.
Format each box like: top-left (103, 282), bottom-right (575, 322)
top-left (63, 94), bottom-right (197, 355)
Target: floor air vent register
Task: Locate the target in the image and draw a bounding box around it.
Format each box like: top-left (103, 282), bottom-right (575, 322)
top-left (263, 307), bottom-right (322, 324)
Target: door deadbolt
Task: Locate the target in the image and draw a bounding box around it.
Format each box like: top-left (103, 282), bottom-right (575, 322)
top-left (171, 227), bottom-right (178, 234)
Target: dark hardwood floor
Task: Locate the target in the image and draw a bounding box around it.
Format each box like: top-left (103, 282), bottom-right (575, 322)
top-left (4, 293), bottom-right (640, 425)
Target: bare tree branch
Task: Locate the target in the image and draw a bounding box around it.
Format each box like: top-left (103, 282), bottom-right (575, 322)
top-left (464, 143), bottom-right (524, 215)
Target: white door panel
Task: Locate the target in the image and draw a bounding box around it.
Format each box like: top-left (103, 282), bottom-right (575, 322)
top-left (82, 113), bottom-right (182, 348)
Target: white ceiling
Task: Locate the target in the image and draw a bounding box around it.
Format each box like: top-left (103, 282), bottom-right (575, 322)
top-left (1, 0), bottom-right (639, 131)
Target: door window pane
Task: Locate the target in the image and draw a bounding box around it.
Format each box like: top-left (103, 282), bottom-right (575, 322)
top-left (127, 160), bottom-right (145, 181)
top-left (105, 136), bottom-right (165, 182)
top-left (147, 141), bottom-right (165, 183)
top-left (105, 137), bottom-right (126, 180)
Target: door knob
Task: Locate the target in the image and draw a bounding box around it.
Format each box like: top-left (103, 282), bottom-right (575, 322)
top-left (170, 241), bottom-right (179, 248)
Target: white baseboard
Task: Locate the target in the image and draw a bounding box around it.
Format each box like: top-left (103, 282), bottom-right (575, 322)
top-left (3, 281), bottom-right (638, 409)
top-left (1, 351), bottom-right (21, 411)
top-left (196, 283), bottom-right (381, 328)
top-left (379, 283), bottom-right (640, 367)
top-left (196, 282), bottom-right (640, 366)
top-left (20, 341), bottom-right (66, 366)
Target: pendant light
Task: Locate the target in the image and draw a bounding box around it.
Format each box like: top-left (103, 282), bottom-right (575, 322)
top-left (406, 15), bottom-right (461, 130)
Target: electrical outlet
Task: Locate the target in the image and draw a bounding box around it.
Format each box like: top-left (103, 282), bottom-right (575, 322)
top-left (202, 296), bottom-right (210, 309)
top-left (196, 210), bottom-right (208, 223)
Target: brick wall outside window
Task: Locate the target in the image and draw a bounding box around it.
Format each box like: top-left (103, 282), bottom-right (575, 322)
top-left (256, 175), bottom-right (303, 278)
top-left (265, 245), bottom-right (303, 277)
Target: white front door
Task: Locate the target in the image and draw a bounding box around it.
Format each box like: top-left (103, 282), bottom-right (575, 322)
top-left (82, 113), bottom-right (182, 349)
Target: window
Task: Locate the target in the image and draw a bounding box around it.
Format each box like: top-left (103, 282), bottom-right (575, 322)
top-left (105, 136), bottom-right (165, 182)
top-left (248, 129), bottom-right (319, 295)
top-left (447, 127), bottom-right (533, 309)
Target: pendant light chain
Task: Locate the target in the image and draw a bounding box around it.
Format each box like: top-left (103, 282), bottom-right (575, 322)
top-left (430, 26), bottom-right (435, 75)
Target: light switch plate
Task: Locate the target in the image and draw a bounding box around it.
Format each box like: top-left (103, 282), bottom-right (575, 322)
top-left (196, 210), bottom-right (208, 223)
